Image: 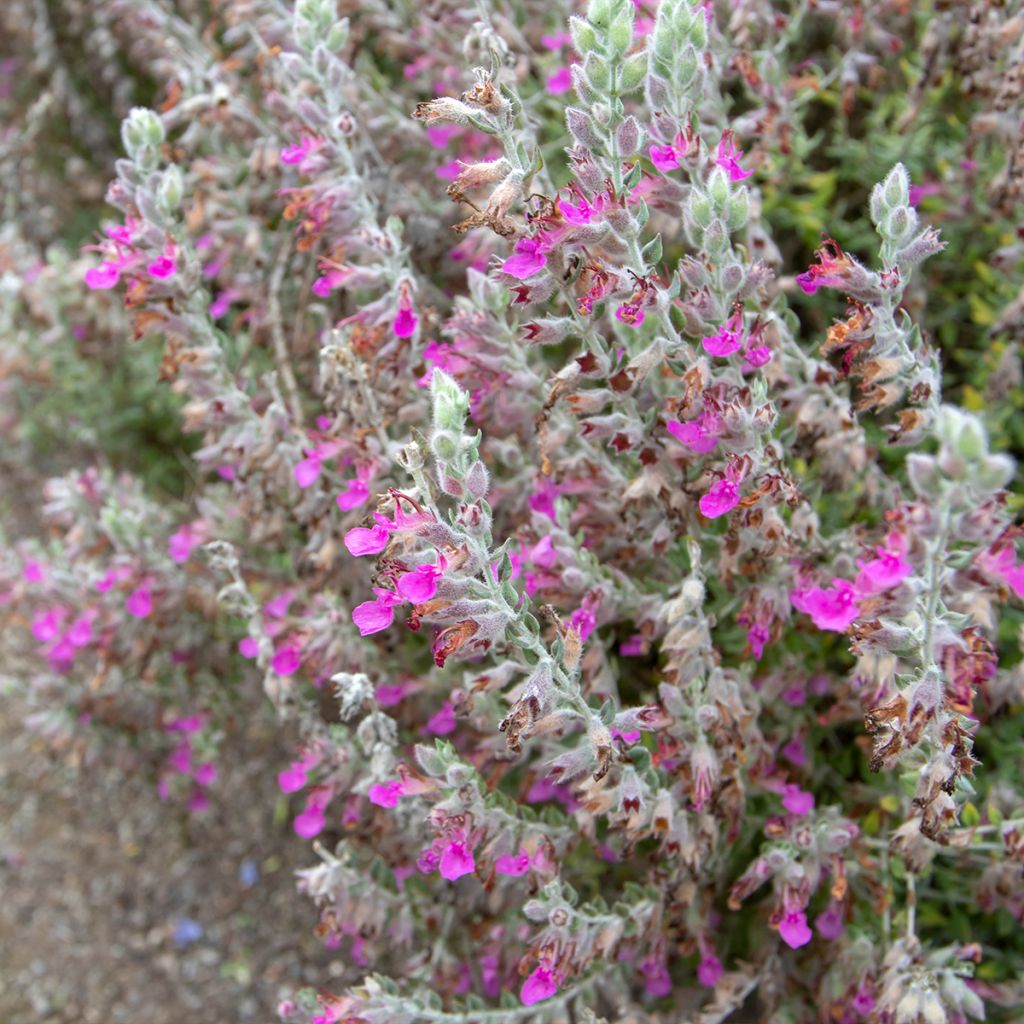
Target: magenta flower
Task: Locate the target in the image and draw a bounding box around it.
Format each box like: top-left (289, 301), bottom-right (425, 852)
top-left (280, 136), bottom-right (320, 165)
top-left (649, 143), bottom-right (680, 172)
top-left (125, 584), bottom-right (153, 619)
top-left (293, 803), bottom-right (325, 839)
top-left (743, 344), bottom-right (772, 369)
top-left (494, 850), bottom-right (531, 876)
top-left (66, 613), bottom-right (95, 648)
top-left (294, 454), bottom-right (322, 488)
top-left (715, 132), bottom-right (753, 182)
top-left (667, 412), bottom-right (721, 454)
top-left (368, 779), bottom-right (405, 808)
top-left (438, 835), bottom-right (476, 881)
top-left (778, 908), bottom-right (813, 949)
top-left (781, 784), bottom-right (815, 816)
top-left (520, 966), bottom-right (558, 1006)
top-left (271, 645), bottom-right (301, 676)
top-left (424, 701), bottom-right (456, 736)
top-left (194, 762), bottom-right (217, 786)
top-left (352, 588), bottom-right (401, 636)
top-left (147, 254), bottom-right (176, 279)
top-left (501, 236), bottom-right (549, 279)
top-left (559, 193), bottom-right (604, 225)
top-left (84, 261), bottom-right (122, 290)
top-left (546, 67), bottom-right (572, 94)
top-left (22, 560), bottom-right (45, 584)
top-left (615, 302), bottom-right (645, 326)
top-left (699, 480), bottom-right (740, 519)
top-left (814, 903), bottom-right (844, 941)
top-left (392, 303), bottom-right (418, 339)
top-left (167, 741), bottom-right (192, 775)
top-left (239, 636), bottom-right (259, 659)
top-left (643, 962), bottom-right (672, 998)
top-left (31, 607), bottom-right (65, 642)
top-left (336, 478), bottom-right (370, 511)
top-left (782, 737), bottom-right (806, 766)
top-left (790, 579), bottom-right (860, 632)
top-left (278, 762), bottom-right (309, 794)
top-left (701, 315), bottom-right (743, 357)
top-left (855, 534), bottom-right (912, 594)
top-left (795, 240), bottom-right (854, 295)
top-left (396, 556), bottom-right (446, 603)
top-left (168, 524), bottom-right (201, 564)
top-left (697, 953), bottom-right (723, 988)
top-left (344, 520), bottom-right (391, 556)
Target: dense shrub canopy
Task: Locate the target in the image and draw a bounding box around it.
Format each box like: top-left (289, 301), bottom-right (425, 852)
top-left (2, 1), bottom-right (1023, 1021)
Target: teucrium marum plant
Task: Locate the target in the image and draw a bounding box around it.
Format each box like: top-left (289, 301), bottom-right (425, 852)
top-left (3, 0), bottom-right (1023, 1021)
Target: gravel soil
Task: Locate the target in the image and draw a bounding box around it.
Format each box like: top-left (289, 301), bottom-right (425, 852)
top-left (0, 704), bottom-right (338, 1024)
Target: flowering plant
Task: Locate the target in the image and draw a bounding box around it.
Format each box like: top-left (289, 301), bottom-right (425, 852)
top-left (2, 0), bottom-right (1024, 1021)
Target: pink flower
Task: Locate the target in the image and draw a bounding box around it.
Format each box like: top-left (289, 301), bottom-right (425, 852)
top-left (239, 636), bottom-right (259, 659)
top-left (148, 254), bottom-right (176, 279)
top-left (520, 967), bottom-right (558, 1006)
top-left (494, 850), bottom-right (531, 876)
top-left (615, 302), bottom-right (645, 326)
top-left (502, 236), bottom-right (549, 279)
top-left (716, 132), bottom-right (753, 182)
top-left (368, 779), bottom-right (405, 808)
top-left (294, 454), bottom-right (322, 488)
top-left (701, 315), bottom-right (743, 357)
top-left (546, 66), bottom-right (572, 94)
top-left (168, 741), bottom-right (192, 775)
top-left (84, 262), bottom-right (122, 290)
top-left (280, 137), bottom-right (320, 166)
top-left (781, 784), bottom-right (815, 816)
top-left (778, 909), bottom-right (813, 949)
top-left (697, 953), bottom-right (723, 988)
top-left (795, 240), bottom-right (855, 295)
top-left (336, 478), bottom-right (370, 511)
top-left (188, 789), bottom-right (210, 813)
top-left (393, 303), bottom-right (418, 339)
top-left (166, 714), bottom-right (205, 734)
top-left (397, 556), bottom-right (446, 603)
top-left (852, 984), bottom-right (875, 1016)
top-left (168, 524), bottom-right (202, 564)
top-left (743, 344), bottom-right (772, 370)
top-left (344, 520), bottom-right (391, 556)
top-left (22, 561), bottom-right (45, 584)
top-left (540, 31), bottom-right (572, 50)
top-left (278, 762), bottom-right (309, 794)
top-left (31, 608), bottom-right (65, 642)
top-left (424, 701), bottom-right (456, 736)
top-left (293, 803), bottom-right (326, 838)
top-left (782, 737), bottom-right (806, 766)
top-left (649, 144), bottom-right (680, 173)
top-left (667, 412), bottom-right (720, 454)
top-left (643, 962), bottom-right (673, 998)
top-left (125, 585), bottom-right (153, 619)
top-left (439, 836), bottom-right (475, 881)
top-left (855, 534), bottom-right (912, 594)
top-left (814, 903), bottom-right (844, 940)
top-left (699, 480), bottom-right (740, 519)
top-left (67, 614), bottom-right (95, 648)
top-left (352, 588), bottom-right (402, 636)
top-left (194, 762), bottom-right (217, 786)
top-left (790, 579), bottom-right (860, 632)
top-left (559, 193), bottom-right (604, 225)
top-left (271, 645), bottom-right (301, 676)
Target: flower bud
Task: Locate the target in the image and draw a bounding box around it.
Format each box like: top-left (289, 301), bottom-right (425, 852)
top-left (566, 108), bottom-right (602, 151)
top-left (881, 162), bottom-right (910, 210)
top-left (431, 370), bottom-right (470, 434)
top-left (973, 453), bottom-right (1014, 492)
top-left (707, 167), bottom-right (731, 210)
top-left (465, 460), bottom-right (489, 498)
top-left (156, 165), bottom-right (184, 214)
top-left (570, 15), bottom-right (599, 54)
